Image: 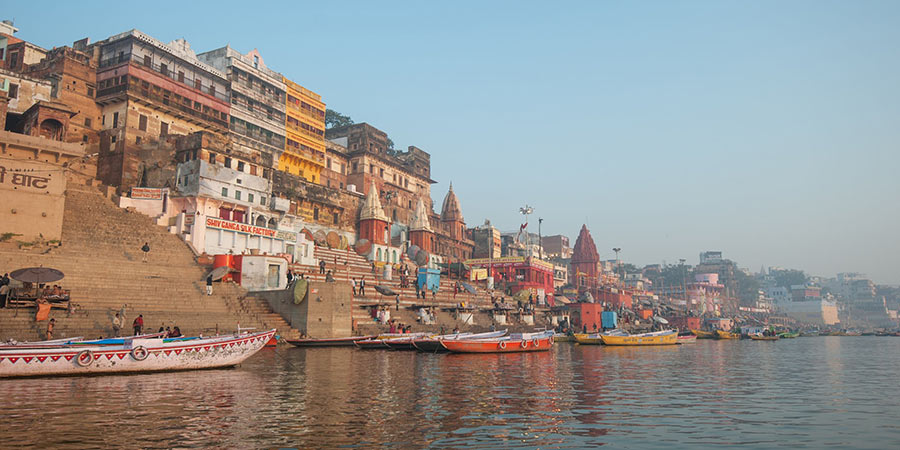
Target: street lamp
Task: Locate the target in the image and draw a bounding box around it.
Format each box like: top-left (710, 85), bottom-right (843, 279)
top-left (519, 204), bottom-right (533, 247)
top-left (538, 217), bottom-right (543, 260)
top-left (612, 247), bottom-right (621, 286)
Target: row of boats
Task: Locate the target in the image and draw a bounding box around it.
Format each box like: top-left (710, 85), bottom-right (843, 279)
top-left (690, 329), bottom-right (800, 341)
top-left (0, 329), bottom-right (276, 378)
top-left (287, 330), bottom-right (555, 353)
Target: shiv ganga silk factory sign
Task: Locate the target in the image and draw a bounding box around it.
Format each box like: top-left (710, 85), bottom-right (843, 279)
top-left (205, 217), bottom-right (297, 241)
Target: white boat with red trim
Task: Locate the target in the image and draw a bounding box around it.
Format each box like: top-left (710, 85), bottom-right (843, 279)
top-left (0, 329), bottom-right (276, 378)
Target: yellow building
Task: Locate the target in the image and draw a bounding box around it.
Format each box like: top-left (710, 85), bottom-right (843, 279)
top-left (279, 77), bottom-right (326, 184)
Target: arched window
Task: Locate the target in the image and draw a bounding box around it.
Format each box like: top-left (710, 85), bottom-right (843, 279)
top-left (255, 215), bottom-right (266, 227)
top-left (376, 248), bottom-right (382, 261)
top-left (268, 218), bottom-right (278, 229)
top-left (392, 250), bottom-right (397, 263)
top-left (39, 119), bottom-right (64, 141)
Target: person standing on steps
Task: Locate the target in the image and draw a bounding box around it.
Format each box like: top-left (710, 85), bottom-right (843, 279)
top-left (396, 294), bottom-right (401, 311)
top-left (46, 318), bottom-right (55, 340)
top-left (351, 278), bottom-right (357, 296)
top-left (206, 274), bottom-right (213, 296)
top-left (141, 242), bottom-right (150, 262)
top-left (112, 312), bottom-right (123, 337)
top-left (359, 277), bottom-right (366, 297)
top-left (133, 314), bottom-right (144, 335)
top-left (319, 259), bottom-right (326, 275)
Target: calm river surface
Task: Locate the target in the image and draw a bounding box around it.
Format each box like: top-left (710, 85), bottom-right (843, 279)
top-left (3, 337), bottom-right (900, 449)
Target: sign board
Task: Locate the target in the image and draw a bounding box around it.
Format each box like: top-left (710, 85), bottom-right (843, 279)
top-left (206, 217), bottom-right (297, 241)
top-left (131, 187), bottom-right (164, 200)
top-left (184, 213), bottom-right (195, 225)
top-left (465, 256), bottom-right (555, 272)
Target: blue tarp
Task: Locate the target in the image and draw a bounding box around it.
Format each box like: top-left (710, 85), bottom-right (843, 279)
top-left (417, 268), bottom-right (441, 292)
top-left (602, 311), bottom-right (618, 329)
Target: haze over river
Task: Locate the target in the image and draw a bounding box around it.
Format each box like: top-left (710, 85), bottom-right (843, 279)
top-left (3, 337), bottom-right (899, 449)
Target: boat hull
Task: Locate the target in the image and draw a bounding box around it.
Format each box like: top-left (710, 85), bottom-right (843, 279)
top-left (750, 335), bottom-right (779, 341)
top-left (285, 336), bottom-right (376, 347)
top-left (441, 336), bottom-right (553, 353)
top-left (677, 335), bottom-right (697, 344)
top-left (601, 331), bottom-right (678, 346)
top-left (574, 333), bottom-right (603, 345)
top-left (690, 329), bottom-right (716, 339)
top-left (0, 330), bottom-right (275, 378)
top-left (716, 330), bottom-right (740, 340)
top-left (354, 340), bottom-right (389, 349)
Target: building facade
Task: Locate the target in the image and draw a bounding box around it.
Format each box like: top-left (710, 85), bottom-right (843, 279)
top-left (280, 77), bottom-right (325, 183)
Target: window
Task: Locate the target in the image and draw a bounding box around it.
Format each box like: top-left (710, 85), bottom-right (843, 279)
top-left (224, 157), bottom-right (232, 168)
top-left (221, 187), bottom-right (228, 197)
top-left (160, 122), bottom-right (168, 136)
top-left (209, 84), bottom-right (215, 96)
top-left (327, 158), bottom-right (332, 169)
top-left (138, 115), bottom-right (148, 131)
top-left (86, 87), bottom-right (94, 97)
top-left (195, 79), bottom-right (202, 90)
top-left (235, 191), bottom-right (241, 201)
top-left (313, 207), bottom-right (319, 221)
top-left (209, 153), bottom-right (216, 164)
top-left (102, 115), bottom-right (105, 126)
top-left (334, 213), bottom-right (339, 225)
top-left (178, 71), bottom-right (184, 83)
top-left (82, 135), bottom-right (88, 143)
top-left (112, 112), bottom-right (119, 128)
top-left (84, 118), bottom-right (92, 127)
top-left (160, 63), bottom-right (168, 76)
top-left (237, 161), bottom-right (245, 172)
top-left (260, 196), bottom-right (266, 206)
top-left (248, 193), bottom-right (254, 203)
top-left (135, 136), bottom-right (142, 144)
top-left (8, 84), bottom-right (18, 99)
top-left (143, 55), bottom-right (151, 66)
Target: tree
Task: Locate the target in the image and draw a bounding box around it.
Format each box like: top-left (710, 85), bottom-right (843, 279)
top-left (325, 109), bottom-right (354, 129)
top-left (772, 269), bottom-right (807, 288)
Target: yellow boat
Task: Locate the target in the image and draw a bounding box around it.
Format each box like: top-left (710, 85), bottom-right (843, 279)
top-left (600, 330), bottom-right (678, 346)
top-left (574, 333), bottom-right (604, 345)
top-left (716, 330), bottom-right (741, 340)
top-left (691, 329), bottom-right (716, 339)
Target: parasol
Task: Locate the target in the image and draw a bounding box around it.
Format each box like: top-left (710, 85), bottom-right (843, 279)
top-left (326, 231), bottom-right (341, 249)
top-left (407, 245), bottom-right (421, 261)
top-left (355, 239), bottom-right (372, 255)
top-left (313, 230), bottom-right (327, 246)
top-left (10, 267), bottom-right (65, 284)
top-left (460, 282), bottom-right (477, 295)
top-left (373, 285), bottom-right (398, 296)
top-left (414, 250), bottom-right (429, 266)
top-left (653, 316), bottom-right (669, 324)
top-left (205, 266), bottom-right (231, 281)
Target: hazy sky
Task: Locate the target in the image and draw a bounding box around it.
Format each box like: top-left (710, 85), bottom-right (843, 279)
top-left (8, 1), bottom-right (899, 283)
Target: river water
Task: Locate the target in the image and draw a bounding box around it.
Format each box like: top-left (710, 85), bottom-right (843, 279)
top-left (2, 337), bottom-right (900, 449)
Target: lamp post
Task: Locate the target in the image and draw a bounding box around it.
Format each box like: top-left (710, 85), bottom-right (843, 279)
top-left (612, 247), bottom-right (621, 286)
top-left (538, 217), bottom-right (543, 260)
top-left (519, 204), bottom-right (533, 248)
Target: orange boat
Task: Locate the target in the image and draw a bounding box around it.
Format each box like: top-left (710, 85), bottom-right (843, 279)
top-left (440, 331), bottom-right (554, 353)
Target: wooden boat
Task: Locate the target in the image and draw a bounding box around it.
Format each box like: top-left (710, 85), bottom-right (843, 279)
top-left (691, 329), bottom-right (716, 339)
top-left (0, 329), bottom-right (275, 378)
top-left (285, 335), bottom-right (376, 347)
top-left (750, 334), bottom-right (779, 341)
top-left (440, 331), bottom-right (554, 353)
top-left (677, 334), bottom-right (697, 344)
top-left (353, 339), bottom-right (390, 349)
top-left (382, 333), bottom-right (431, 351)
top-left (575, 329), bottom-right (627, 345)
top-left (777, 332), bottom-right (799, 339)
top-left (601, 330), bottom-right (678, 346)
top-left (412, 331), bottom-right (506, 353)
top-left (716, 330), bottom-right (741, 340)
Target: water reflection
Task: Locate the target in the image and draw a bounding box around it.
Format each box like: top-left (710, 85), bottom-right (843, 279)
top-left (2, 338), bottom-right (900, 448)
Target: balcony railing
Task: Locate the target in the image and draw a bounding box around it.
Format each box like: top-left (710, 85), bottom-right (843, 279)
top-left (99, 54), bottom-right (229, 103)
top-left (101, 79), bottom-right (229, 129)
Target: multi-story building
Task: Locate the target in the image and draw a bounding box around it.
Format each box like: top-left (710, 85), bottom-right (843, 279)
top-left (471, 220), bottom-right (502, 259)
top-left (198, 46), bottom-right (286, 171)
top-left (94, 30), bottom-right (231, 189)
top-left (327, 123), bottom-right (433, 225)
top-left (542, 234), bottom-right (572, 259)
top-left (0, 21), bottom-right (47, 73)
top-left (322, 139), bottom-right (349, 190)
top-left (280, 77), bottom-right (325, 183)
top-left (23, 40), bottom-right (101, 145)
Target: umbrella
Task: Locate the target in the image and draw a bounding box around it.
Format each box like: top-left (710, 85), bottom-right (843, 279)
top-left (355, 239), bottom-right (372, 255)
top-left (407, 245), bottom-right (421, 260)
top-left (326, 231), bottom-right (341, 249)
top-left (653, 316), bottom-right (670, 324)
top-left (10, 267), bottom-right (64, 284)
top-left (460, 282), bottom-right (477, 295)
top-left (373, 285), bottom-right (398, 296)
top-left (414, 250), bottom-right (429, 266)
top-left (205, 266), bottom-right (231, 281)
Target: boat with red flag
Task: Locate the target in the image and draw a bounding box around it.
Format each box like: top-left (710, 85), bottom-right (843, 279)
top-left (440, 331), bottom-right (554, 353)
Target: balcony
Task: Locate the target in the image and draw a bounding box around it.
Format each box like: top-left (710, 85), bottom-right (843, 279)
top-left (99, 78), bottom-right (229, 130)
top-left (99, 55), bottom-right (229, 103)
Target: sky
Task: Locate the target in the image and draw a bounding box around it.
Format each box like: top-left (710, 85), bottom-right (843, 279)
top-left (7, 1), bottom-right (900, 283)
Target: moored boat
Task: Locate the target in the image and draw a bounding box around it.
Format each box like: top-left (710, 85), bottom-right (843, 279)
top-left (750, 334), bottom-right (779, 341)
top-left (0, 329), bottom-right (276, 378)
top-left (777, 332), bottom-right (799, 339)
top-left (601, 330), bottom-right (678, 346)
top-left (412, 331), bottom-right (506, 353)
top-left (285, 335), bottom-right (376, 347)
top-left (677, 334), bottom-right (697, 344)
top-left (574, 329), bottom-right (627, 345)
top-left (691, 329), bottom-right (716, 339)
top-left (716, 330), bottom-right (741, 340)
top-left (440, 331), bottom-right (554, 353)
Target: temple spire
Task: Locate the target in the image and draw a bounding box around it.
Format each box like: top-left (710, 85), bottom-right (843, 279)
top-left (410, 197), bottom-right (433, 232)
top-left (360, 180), bottom-right (389, 222)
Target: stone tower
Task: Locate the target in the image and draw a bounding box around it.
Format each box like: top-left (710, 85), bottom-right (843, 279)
top-left (571, 224), bottom-right (600, 291)
top-left (440, 183), bottom-right (465, 241)
top-left (409, 197), bottom-right (434, 253)
top-left (358, 180), bottom-right (390, 245)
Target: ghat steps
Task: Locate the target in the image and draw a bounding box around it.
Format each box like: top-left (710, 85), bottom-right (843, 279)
top-left (0, 180), bottom-right (299, 342)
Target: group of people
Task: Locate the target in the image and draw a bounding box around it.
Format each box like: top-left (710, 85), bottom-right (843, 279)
top-left (372, 305), bottom-right (391, 324)
top-left (112, 312), bottom-right (183, 338)
top-left (416, 307), bottom-right (436, 325)
top-left (388, 320), bottom-right (412, 334)
top-left (351, 277), bottom-right (367, 297)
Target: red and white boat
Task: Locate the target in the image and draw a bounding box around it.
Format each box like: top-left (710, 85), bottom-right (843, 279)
top-left (677, 334), bottom-right (698, 344)
top-left (440, 331), bottom-right (555, 353)
top-left (0, 329), bottom-right (275, 378)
